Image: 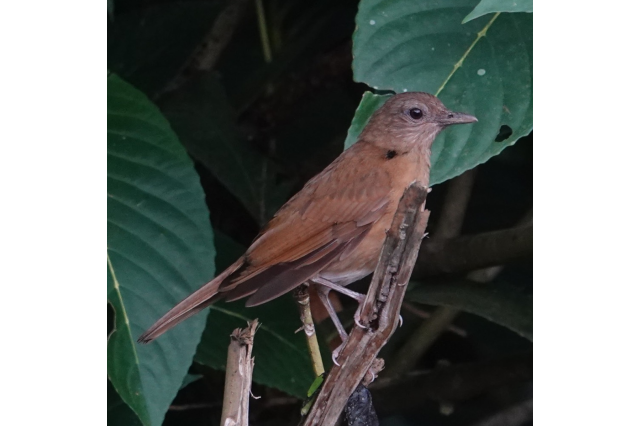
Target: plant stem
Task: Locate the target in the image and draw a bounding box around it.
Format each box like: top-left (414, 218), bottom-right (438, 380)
top-left (255, 0), bottom-right (272, 63)
top-left (294, 286), bottom-right (325, 377)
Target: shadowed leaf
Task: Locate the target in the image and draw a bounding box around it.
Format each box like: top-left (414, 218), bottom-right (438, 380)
top-left (407, 280), bottom-right (532, 341)
top-left (107, 74), bottom-right (215, 426)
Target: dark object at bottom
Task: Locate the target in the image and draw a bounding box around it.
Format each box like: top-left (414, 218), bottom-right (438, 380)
top-left (343, 385), bottom-right (379, 426)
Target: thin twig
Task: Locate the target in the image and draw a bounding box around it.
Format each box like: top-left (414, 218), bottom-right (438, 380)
top-left (220, 319), bottom-right (259, 426)
top-left (169, 403), bottom-right (217, 411)
top-left (401, 302), bottom-right (467, 337)
top-left (294, 286), bottom-right (325, 377)
top-left (302, 183), bottom-right (430, 425)
top-left (157, 0), bottom-right (250, 97)
top-left (255, 0), bottom-right (272, 63)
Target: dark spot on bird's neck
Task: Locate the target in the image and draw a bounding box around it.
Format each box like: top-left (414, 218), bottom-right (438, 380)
top-left (386, 150), bottom-right (397, 159)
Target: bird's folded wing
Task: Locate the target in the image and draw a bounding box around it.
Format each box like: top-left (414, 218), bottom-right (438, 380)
top-left (217, 147), bottom-right (392, 304)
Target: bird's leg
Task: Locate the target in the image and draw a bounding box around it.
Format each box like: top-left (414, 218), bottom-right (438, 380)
top-left (314, 284), bottom-right (349, 365)
top-left (314, 277), bottom-right (369, 329)
top-left (315, 285), bottom-right (349, 341)
top-left (314, 277), bottom-right (403, 330)
top-left (313, 277), bottom-right (366, 303)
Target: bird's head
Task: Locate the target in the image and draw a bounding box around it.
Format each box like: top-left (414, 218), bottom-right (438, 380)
top-left (360, 92), bottom-right (477, 151)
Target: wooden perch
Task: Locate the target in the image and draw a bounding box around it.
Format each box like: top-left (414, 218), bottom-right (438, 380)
top-left (302, 183), bottom-right (430, 426)
top-left (220, 319), bottom-right (259, 426)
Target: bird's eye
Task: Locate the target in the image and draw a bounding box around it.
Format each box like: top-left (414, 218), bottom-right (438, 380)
top-left (409, 108), bottom-right (424, 120)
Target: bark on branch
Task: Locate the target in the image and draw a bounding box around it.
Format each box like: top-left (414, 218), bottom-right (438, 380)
top-left (220, 319), bottom-right (259, 426)
top-left (302, 183), bottom-right (430, 426)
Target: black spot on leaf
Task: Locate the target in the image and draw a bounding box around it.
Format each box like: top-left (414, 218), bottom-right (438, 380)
top-left (495, 125), bottom-right (513, 142)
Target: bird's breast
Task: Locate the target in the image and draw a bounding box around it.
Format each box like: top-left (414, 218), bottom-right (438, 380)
top-left (320, 146), bottom-right (431, 286)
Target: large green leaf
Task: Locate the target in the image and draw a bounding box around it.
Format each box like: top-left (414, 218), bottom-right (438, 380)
top-left (351, 1), bottom-right (532, 185)
top-left (108, 380), bottom-right (143, 426)
top-left (406, 281), bottom-right (532, 341)
top-left (463, 0), bottom-right (532, 23)
top-left (107, 74), bottom-right (215, 426)
top-left (159, 74), bottom-right (292, 225)
top-left (193, 230), bottom-right (316, 399)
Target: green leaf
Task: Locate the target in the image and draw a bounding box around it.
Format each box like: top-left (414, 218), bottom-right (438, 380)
top-left (195, 299), bottom-right (315, 399)
top-left (351, 1), bottom-right (532, 185)
top-left (180, 374), bottom-right (202, 390)
top-left (159, 74), bottom-right (292, 225)
top-left (107, 74), bottom-right (215, 426)
top-left (108, 2), bottom-right (224, 96)
top-left (406, 281), bottom-right (532, 341)
top-left (108, 380), bottom-right (143, 426)
top-left (344, 92), bottom-right (390, 150)
top-left (463, 0), bottom-right (532, 23)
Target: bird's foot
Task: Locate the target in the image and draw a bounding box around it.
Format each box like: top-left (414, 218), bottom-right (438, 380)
top-left (354, 307), bottom-right (367, 329)
top-left (353, 309), bottom-right (402, 329)
top-left (331, 341), bottom-right (347, 366)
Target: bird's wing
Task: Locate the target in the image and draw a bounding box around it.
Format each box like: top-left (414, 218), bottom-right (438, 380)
top-left (217, 144), bottom-right (392, 305)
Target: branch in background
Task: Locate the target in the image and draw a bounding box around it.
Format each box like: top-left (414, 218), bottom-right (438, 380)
top-left (370, 352), bottom-right (532, 417)
top-left (388, 170), bottom-right (477, 376)
top-left (294, 286), bottom-right (325, 377)
top-left (467, 399), bottom-right (533, 426)
top-left (302, 184), bottom-right (430, 426)
top-left (413, 224), bottom-right (533, 277)
top-left (401, 302), bottom-right (467, 337)
top-left (385, 306), bottom-right (460, 377)
top-left (466, 208), bottom-right (532, 283)
top-left (432, 168), bottom-right (477, 240)
top-left (159, 0), bottom-right (251, 97)
top-left (220, 320), bottom-right (259, 426)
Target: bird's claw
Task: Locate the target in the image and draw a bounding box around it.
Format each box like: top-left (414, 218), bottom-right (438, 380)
top-left (398, 314), bottom-right (403, 327)
top-left (331, 342), bottom-right (346, 366)
top-left (354, 310), bottom-right (367, 329)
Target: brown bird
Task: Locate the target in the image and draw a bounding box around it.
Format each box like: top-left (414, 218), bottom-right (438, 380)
top-left (138, 92), bottom-right (477, 356)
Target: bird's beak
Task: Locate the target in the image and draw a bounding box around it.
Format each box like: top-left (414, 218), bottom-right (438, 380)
top-left (439, 111), bottom-right (478, 126)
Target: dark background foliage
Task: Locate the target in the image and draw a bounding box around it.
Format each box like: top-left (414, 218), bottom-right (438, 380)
top-left (107, 0), bottom-right (532, 425)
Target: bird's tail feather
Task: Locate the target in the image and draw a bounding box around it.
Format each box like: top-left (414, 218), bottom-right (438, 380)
top-left (137, 258), bottom-right (243, 343)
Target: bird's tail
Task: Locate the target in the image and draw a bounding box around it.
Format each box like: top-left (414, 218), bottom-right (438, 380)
top-left (137, 258), bottom-right (243, 344)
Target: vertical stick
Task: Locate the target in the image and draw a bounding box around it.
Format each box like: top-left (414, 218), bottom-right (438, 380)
top-left (294, 286), bottom-right (325, 377)
top-left (220, 319), bottom-right (259, 426)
